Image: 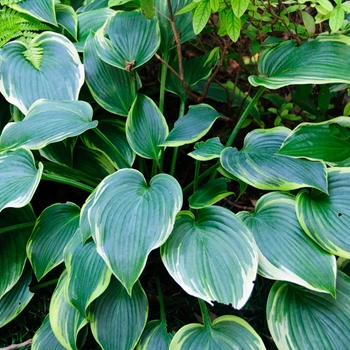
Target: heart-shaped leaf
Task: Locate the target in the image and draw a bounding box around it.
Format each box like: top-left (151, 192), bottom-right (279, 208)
top-left (238, 192), bottom-right (336, 295)
top-left (297, 167), bottom-right (350, 258)
top-left (126, 94), bottom-right (168, 161)
top-left (0, 32), bottom-right (84, 114)
top-left (0, 99), bottom-right (96, 152)
top-left (169, 315), bottom-right (266, 349)
top-left (249, 35), bottom-right (350, 89)
top-left (27, 202), bottom-right (80, 281)
top-left (64, 232), bottom-right (112, 317)
top-left (90, 277), bottom-right (148, 350)
top-left (267, 272), bottom-right (350, 350)
top-left (220, 127), bottom-right (327, 192)
top-left (94, 10), bottom-right (160, 70)
top-left (161, 207), bottom-right (258, 309)
top-left (0, 148), bottom-right (43, 212)
top-left (88, 168), bottom-right (182, 293)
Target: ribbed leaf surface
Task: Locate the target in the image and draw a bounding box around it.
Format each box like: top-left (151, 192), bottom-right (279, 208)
top-left (137, 320), bottom-right (173, 350)
top-left (267, 272), bottom-right (350, 350)
top-left (249, 35), bottom-right (350, 89)
top-left (297, 167), bottom-right (350, 258)
top-left (220, 127), bottom-right (327, 192)
top-left (27, 203), bottom-right (80, 281)
top-left (188, 138), bottom-right (224, 161)
top-left (55, 4), bottom-right (78, 40)
top-left (0, 148), bottom-right (43, 211)
top-left (88, 169), bottom-right (182, 293)
top-left (169, 315), bottom-right (266, 349)
top-left (238, 192), bottom-right (336, 295)
top-left (0, 32), bottom-right (84, 114)
top-left (161, 207), bottom-right (258, 309)
top-left (90, 277), bottom-right (148, 350)
top-left (0, 100), bottom-right (96, 152)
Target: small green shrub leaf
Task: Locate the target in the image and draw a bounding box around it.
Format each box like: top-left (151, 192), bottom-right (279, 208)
top-left (193, 0), bottom-right (211, 34)
top-left (0, 32), bottom-right (84, 114)
top-left (161, 207), bottom-right (258, 309)
top-left (329, 7), bottom-right (344, 32)
top-left (231, 0), bottom-right (250, 17)
top-left (84, 32), bottom-right (137, 116)
top-left (0, 99), bottom-right (96, 152)
top-left (225, 9), bottom-right (241, 42)
top-left (126, 94), bottom-right (168, 161)
top-left (267, 272), bottom-right (350, 350)
top-left (188, 138), bottom-right (224, 160)
top-left (50, 271), bottom-right (88, 350)
top-left (249, 35), bottom-right (350, 89)
top-left (55, 3), bottom-right (78, 40)
top-left (0, 263), bottom-right (34, 328)
top-left (27, 202), bottom-right (80, 281)
top-left (0, 148), bottom-right (43, 212)
top-left (161, 104), bottom-right (222, 147)
top-left (189, 178), bottom-right (234, 209)
top-left (64, 232), bottom-right (112, 317)
top-left (297, 168), bottom-right (350, 258)
top-left (169, 315), bottom-right (266, 349)
top-left (137, 320), bottom-right (173, 349)
top-left (32, 315), bottom-right (66, 350)
top-left (278, 117), bottom-right (350, 165)
top-left (88, 169), bottom-right (182, 293)
top-left (0, 206), bottom-right (35, 299)
top-left (238, 192), bottom-right (336, 295)
top-left (90, 277), bottom-right (148, 350)
top-left (94, 10), bottom-right (160, 70)
top-left (301, 11), bottom-right (315, 35)
top-left (220, 127), bottom-right (327, 192)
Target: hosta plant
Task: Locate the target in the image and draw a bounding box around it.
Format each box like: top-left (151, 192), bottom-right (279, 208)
top-left (1, 0), bottom-right (350, 349)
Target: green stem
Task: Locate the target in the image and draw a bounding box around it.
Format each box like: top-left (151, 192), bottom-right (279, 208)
top-left (151, 159), bottom-right (158, 178)
top-left (156, 276), bottom-right (167, 324)
top-left (193, 160), bottom-right (200, 193)
top-left (159, 50), bottom-right (170, 114)
top-left (30, 278), bottom-right (59, 292)
top-left (225, 86), bottom-right (266, 148)
top-left (41, 173), bottom-right (94, 193)
top-left (198, 299), bottom-right (212, 329)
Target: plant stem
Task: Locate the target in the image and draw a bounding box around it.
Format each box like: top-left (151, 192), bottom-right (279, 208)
top-left (156, 276), bottom-right (167, 324)
top-left (198, 299), bottom-right (212, 329)
top-left (151, 159), bottom-right (158, 178)
top-left (30, 278), bottom-right (59, 292)
top-left (193, 159), bottom-right (200, 193)
top-left (159, 50), bottom-right (170, 113)
top-left (41, 173), bottom-right (94, 193)
top-left (225, 86), bottom-right (266, 148)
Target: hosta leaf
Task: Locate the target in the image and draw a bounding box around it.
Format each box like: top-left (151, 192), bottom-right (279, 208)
top-left (32, 315), bottom-right (66, 350)
top-left (249, 35), bottom-right (350, 89)
top-left (50, 271), bottom-right (88, 350)
top-left (95, 10), bottom-right (160, 70)
top-left (8, 0), bottom-right (56, 25)
top-left (84, 32), bottom-right (137, 116)
top-left (0, 206), bottom-right (35, 299)
top-left (137, 320), bottom-right (174, 350)
top-left (188, 138), bottom-right (224, 160)
top-left (126, 94), bottom-right (168, 161)
top-left (64, 232), bottom-right (112, 317)
top-left (161, 207), bottom-right (258, 309)
top-left (161, 104), bottom-right (222, 147)
top-left (80, 190), bottom-right (96, 244)
top-left (0, 100), bottom-right (96, 152)
top-left (27, 202), bottom-right (80, 281)
top-left (169, 315), bottom-right (266, 349)
top-left (0, 32), bottom-right (84, 114)
top-left (189, 178), bottom-right (234, 209)
top-left (296, 167), bottom-right (350, 258)
top-left (267, 272), bottom-right (350, 350)
top-left (0, 263), bottom-right (34, 327)
top-left (238, 192), bottom-right (336, 295)
top-left (0, 148), bottom-right (43, 211)
top-left (55, 3), bottom-right (78, 40)
top-left (278, 117), bottom-right (350, 165)
top-left (220, 127), bottom-right (327, 192)
top-left (90, 277), bottom-right (148, 350)
top-left (88, 168), bottom-right (182, 293)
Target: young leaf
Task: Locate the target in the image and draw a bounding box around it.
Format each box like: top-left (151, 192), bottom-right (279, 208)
top-left (296, 168), bottom-right (350, 258)
top-left (329, 7), bottom-right (344, 32)
top-left (267, 273), bottom-right (350, 350)
top-left (220, 127), bottom-right (327, 192)
top-left (0, 148), bottom-right (43, 212)
top-left (249, 35), bottom-right (350, 89)
top-left (188, 137), bottom-right (225, 161)
top-left (88, 169), bottom-right (183, 293)
top-left (169, 315), bottom-right (266, 349)
top-left (238, 192), bottom-right (336, 295)
top-left (90, 277), bottom-right (148, 350)
top-left (161, 207), bottom-right (258, 309)
top-left (126, 94), bottom-right (168, 161)
top-left (27, 202), bottom-right (80, 281)
top-left (193, 0), bottom-right (211, 34)
top-left (0, 99), bottom-right (96, 152)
